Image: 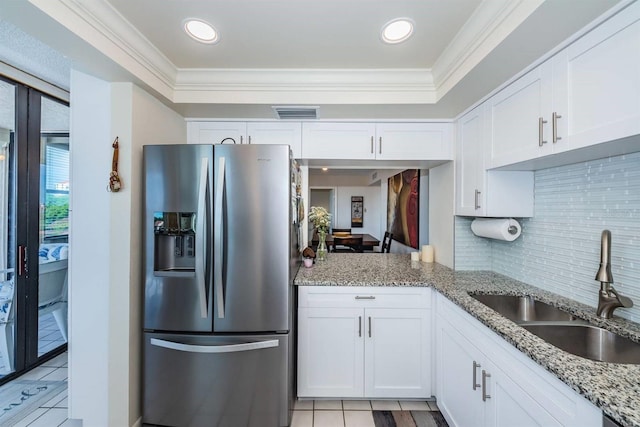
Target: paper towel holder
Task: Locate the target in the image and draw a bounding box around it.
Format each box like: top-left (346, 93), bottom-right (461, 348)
top-left (507, 225), bottom-right (518, 235)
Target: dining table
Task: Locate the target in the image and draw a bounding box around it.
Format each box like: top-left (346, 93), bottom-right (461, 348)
top-left (311, 233), bottom-right (381, 252)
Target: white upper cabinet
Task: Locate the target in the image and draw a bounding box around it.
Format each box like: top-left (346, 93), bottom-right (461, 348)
top-left (301, 122), bottom-right (376, 160)
top-left (187, 121), bottom-right (302, 157)
top-left (552, 1), bottom-right (640, 153)
top-left (187, 121), bottom-right (247, 145)
top-left (376, 123), bottom-right (452, 160)
top-left (487, 64), bottom-right (553, 169)
top-left (487, 2), bottom-right (640, 170)
top-left (302, 122), bottom-right (453, 161)
top-left (246, 122), bottom-right (302, 158)
top-left (455, 105), bottom-right (534, 217)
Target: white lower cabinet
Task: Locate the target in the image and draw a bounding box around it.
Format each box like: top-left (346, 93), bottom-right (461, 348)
top-left (297, 286), bottom-right (431, 399)
top-left (436, 293), bottom-right (601, 427)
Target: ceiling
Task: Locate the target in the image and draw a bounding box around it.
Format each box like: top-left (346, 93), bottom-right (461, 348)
top-left (0, 0), bottom-right (624, 119)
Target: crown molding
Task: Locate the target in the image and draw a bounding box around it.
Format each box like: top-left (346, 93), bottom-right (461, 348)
top-left (27, 0), bottom-right (536, 106)
top-left (29, 0), bottom-right (176, 98)
top-left (172, 68), bottom-right (436, 104)
top-left (432, 0), bottom-right (544, 99)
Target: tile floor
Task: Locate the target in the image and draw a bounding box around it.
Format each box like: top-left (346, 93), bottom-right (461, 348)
top-left (0, 352), bottom-right (71, 427)
top-left (291, 399), bottom-right (441, 427)
top-left (0, 313), bottom-right (67, 376)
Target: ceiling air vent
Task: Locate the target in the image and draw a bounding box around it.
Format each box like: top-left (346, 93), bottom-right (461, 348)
top-left (272, 106), bottom-right (319, 120)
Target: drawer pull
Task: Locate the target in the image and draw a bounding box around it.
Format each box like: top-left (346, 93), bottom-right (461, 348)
top-left (538, 117), bottom-right (548, 146)
top-left (355, 296), bottom-right (376, 300)
top-left (482, 370), bottom-right (491, 401)
top-left (358, 316), bottom-right (362, 337)
top-left (473, 361), bottom-right (481, 390)
top-left (368, 316), bottom-right (372, 338)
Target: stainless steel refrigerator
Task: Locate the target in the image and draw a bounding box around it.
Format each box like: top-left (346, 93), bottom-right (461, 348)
top-left (142, 144), bottom-right (297, 427)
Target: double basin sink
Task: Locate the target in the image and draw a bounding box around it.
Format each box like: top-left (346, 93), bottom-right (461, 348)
top-left (470, 294), bottom-right (640, 364)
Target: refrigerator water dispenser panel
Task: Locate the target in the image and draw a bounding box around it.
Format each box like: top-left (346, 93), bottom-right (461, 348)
top-left (153, 211), bottom-right (196, 274)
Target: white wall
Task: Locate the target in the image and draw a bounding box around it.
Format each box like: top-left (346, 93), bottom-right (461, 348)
top-left (69, 73), bottom-right (186, 427)
top-left (69, 69), bottom-right (111, 425)
top-left (333, 186), bottom-right (381, 238)
top-left (429, 162), bottom-right (454, 268)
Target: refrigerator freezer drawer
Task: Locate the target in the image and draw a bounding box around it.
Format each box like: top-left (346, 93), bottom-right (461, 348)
top-left (143, 332), bottom-right (291, 427)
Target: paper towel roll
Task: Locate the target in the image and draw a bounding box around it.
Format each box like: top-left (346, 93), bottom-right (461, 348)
top-left (471, 218), bottom-right (522, 241)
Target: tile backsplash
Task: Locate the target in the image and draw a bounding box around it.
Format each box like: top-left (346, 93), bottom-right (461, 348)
top-left (455, 151), bottom-right (640, 323)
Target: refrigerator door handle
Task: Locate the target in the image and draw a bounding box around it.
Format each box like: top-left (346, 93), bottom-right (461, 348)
top-left (195, 157), bottom-right (210, 319)
top-left (214, 156), bottom-right (226, 318)
top-left (150, 338), bottom-right (279, 354)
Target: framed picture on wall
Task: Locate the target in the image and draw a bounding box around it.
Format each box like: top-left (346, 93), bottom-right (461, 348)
top-left (387, 169), bottom-right (419, 249)
top-left (351, 196), bottom-right (363, 228)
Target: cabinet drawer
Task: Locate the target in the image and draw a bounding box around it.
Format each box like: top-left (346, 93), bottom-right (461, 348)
top-left (298, 286), bottom-right (430, 309)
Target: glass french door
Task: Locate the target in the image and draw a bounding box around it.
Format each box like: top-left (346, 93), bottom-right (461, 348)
top-left (0, 76), bottom-right (69, 383)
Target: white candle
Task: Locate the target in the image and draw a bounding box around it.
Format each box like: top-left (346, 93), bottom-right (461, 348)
top-left (421, 245), bottom-right (434, 263)
top-left (411, 251), bottom-right (420, 261)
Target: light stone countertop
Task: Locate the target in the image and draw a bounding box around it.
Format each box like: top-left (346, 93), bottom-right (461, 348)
top-left (294, 253), bottom-right (640, 427)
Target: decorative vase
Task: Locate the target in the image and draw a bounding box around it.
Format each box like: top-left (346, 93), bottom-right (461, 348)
top-left (317, 230), bottom-right (328, 261)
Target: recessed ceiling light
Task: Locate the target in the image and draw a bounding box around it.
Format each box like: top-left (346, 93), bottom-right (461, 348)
top-left (184, 19), bottom-right (219, 44)
top-left (321, 167), bottom-right (329, 172)
top-left (381, 18), bottom-right (414, 44)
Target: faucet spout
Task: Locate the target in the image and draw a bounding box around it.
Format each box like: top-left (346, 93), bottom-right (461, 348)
top-left (595, 230), bottom-right (633, 319)
top-left (595, 230), bottom-right (613, 283)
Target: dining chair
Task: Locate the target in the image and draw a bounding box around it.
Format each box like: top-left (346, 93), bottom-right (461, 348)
top-left (331, 236), bottom-right (363, 253)
top-left (375, 231), bottom-right (393, 253)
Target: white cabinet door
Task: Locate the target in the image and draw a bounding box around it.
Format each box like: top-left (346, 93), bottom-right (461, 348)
top-left (455, 106), bottom-right (485, 216)
top-left (187, 121), bottom-right (247, 145)
top-left (437, 316), bottom-right (485, 427)
top-left (437, 294), bottom-right (602, 427)
top-left (246, 122), bottom-right (302, 158)
top-left (455, 106), bottom-right (535, 217)
top-left (488, 64), bottom-right (553, 168)
top-left (297, 307), bottom-right (364, 398)
top-left (376, 123), bottom-right (453, 160)
top-left (484, 360), bottom-right (563, 427)
top-left (552, 1), bottom-right (640, 154)
top-left (302, 122), bottom-right (376, 160)
top-left (364, 308), bottom-right (430, 398)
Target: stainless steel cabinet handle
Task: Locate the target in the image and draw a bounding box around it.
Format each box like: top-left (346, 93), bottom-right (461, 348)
top-left (151, 338), bottom-right (279, 354)
top-left (552, 112), bottom-right (562, 143)
top-left (359, 316), bottom-right (362, 337)
top-left (196, 157), bottom-right (210, 319)
top-left (538, 117), bottom-right (548, 146)
top-left (482, 370), bottom-right (491, 401)
top-left (473, 361), bottom-right (481, 390)
top-left (474, 189), bottom-right (481, 210)
top-left (368, 316), bottom-right (372, 338)
top-left (214, 156), bottom-right (226, 318)
top-left (355, 296), bottom-right (376, 300)
top-left (248, 135), bottom-right (251, 144)
top-left (240, 135), bottom-right (243, 144)
top-left (379, 137), bottom-right (382, 154)
top-left (370, 136), bottom-right (374, 154)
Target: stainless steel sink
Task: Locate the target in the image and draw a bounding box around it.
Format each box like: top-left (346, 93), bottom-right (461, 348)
top-left (469, 293), bottom-right (640, 364)
top-left (470, 294), bottom-right (577, 322)
top-left (522, 323), bottom-right (640, 364)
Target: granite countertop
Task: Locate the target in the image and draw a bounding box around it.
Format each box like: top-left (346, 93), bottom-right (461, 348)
top-left (294, 253), bottom-right (640, 427)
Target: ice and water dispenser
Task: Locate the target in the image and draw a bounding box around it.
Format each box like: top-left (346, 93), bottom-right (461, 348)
top-left (153, 212), bottom-right (196, 274)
